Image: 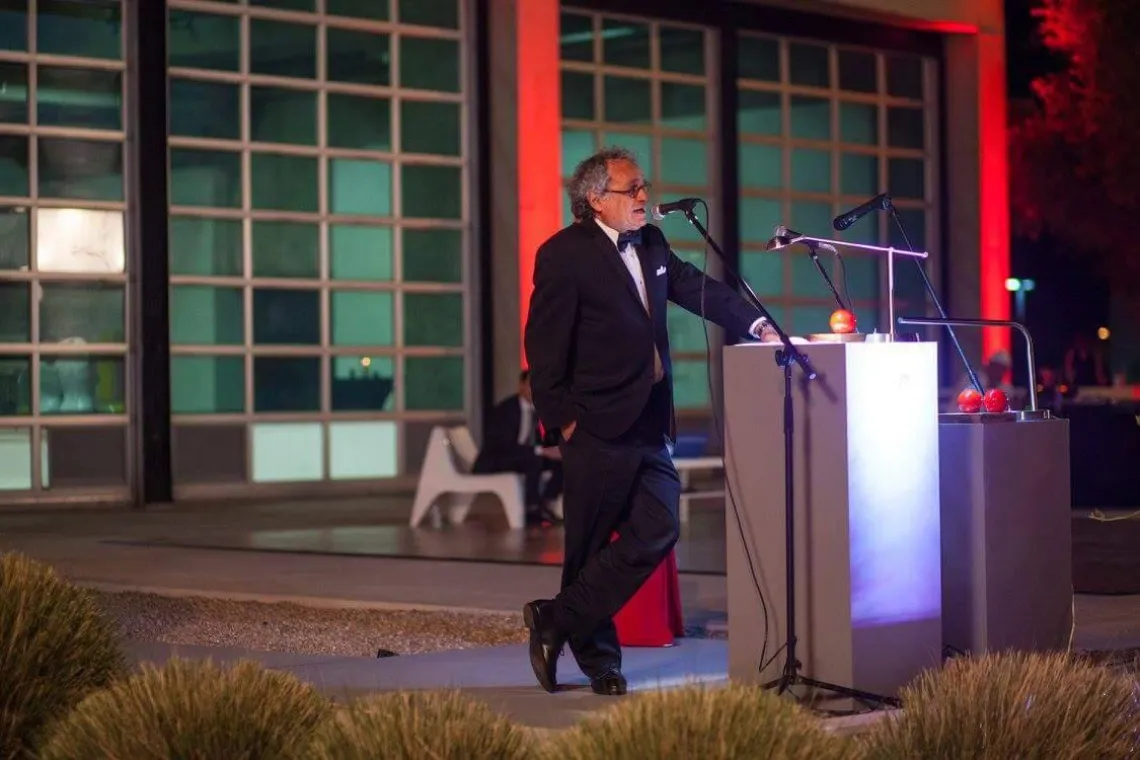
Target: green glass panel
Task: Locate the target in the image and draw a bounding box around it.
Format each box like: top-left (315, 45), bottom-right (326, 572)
top-left (840, 102), bottom-right (877, 145)
top-left (738, 143), bottom-right (781, 189)
top-left (740, 251), bottom-right (783, 298)
top-left (603, 76), bottom-right (650, 124)
top-left (170, 79), bottom-right (240, 140)
top-left (331, 290), bottom-right (393, 346)
top-left (251, 0), bottom-right (312, 10)
top-left (403, 228), bottom-right (462, 283)
top-left (169, 217), bottom-right (242, 277)
top-left (888, 158), bottom-right (925, 199)
top-left (404, 292), bottom-right (462, 347)
top-left (602, 18), bottom-right (648, 69)
top-left (400, 36), bottom-right (459, 92)
top-left (37, 66), bottom-right (121, 130)
top-left (887, 107), bottom-right (924, 149)
top-left (398, 0), bottom-right (457, 28)
top-left (887, 55), bottom-right (924, 99)
top-left (791, 305), bottom-right (833, 335)
top-left (560, 12), bottom-right (592, 62)
top-left (252, 289), bottom-right (320, 345)
top-left (169, 11), bottom-right (239, 71)
top-left (841, 153), bottom-right (878, 196)
top-left (0, 63), bottom-right (28, 123)
top-left (254, 357), bottom-right (320, 412)
top-left (659, 138), bottom-right (706, 186)
top-left (0, 135), bottom-right (28, 197)
top-left (402, 165), bottom-right (460, 219)
top-left (251, 86), bottom-right (316, 145)
top-left (331, 355), bottom-right (394, 411)
top-left (331, 159), bottom-right (391, 216)
top-left (789, 42), bottom-right (828, 87)
top-left (251, 154), bottom-right (318, 212)
top-left (0, 356), bottom-right (31, 415)
top-left (405, 356), bottom-right (463, 410)
top-left (561, 70), bottom-right (594, 121)
top-left (39, 138), bottom-right (122, 201)
top-left (791, 148), bottom-right (830, 194)
top-left (38, 0), bottom-right (120, 60)
top-left (561, 129), bottom-right (594, 177)
top-left (790, 96), bottom-right (830, 140)
top-left (666, 303), bottom-right (707, 354)
top-left (0, 282), bottom-right (29, 341)
top-left (252, 221), bottom-right (319, 278)
top-left (327, 29), bottom-right (390, 86)
top-left (171, 356), bottom-right (244, 414)
top-left (738, 36), bottom-right (778, 81)
top-left (789, 201), bottom-right (832, 239)
top-left (171, 286), bottom-right (243, 345)
top-left (0, 1), bottom-right (27, 51)
top-left (401, 100), bottom-right (460, 156)
top-left (737, 90), bottom-right (780, 136)
top-left (329, 0), bottom-right (389, 19)
top-left (672, 359), bottom-right (709, 409)
top-left (840, 255), bottom-right (880, 303)
top-left (0, 207), bottom-right (30, 270)
top-left (328, 94), bottom-right (390, 151)
top-left (838, 50), bottom-right (877, 93)
top-left (169, 149), bottom-right (241, 208)
top-left (331, 224), bottom-right (392, 281)
top-left (40, 356), bottom-right (125, 414)
top-left (39, 283), bottom-right (124, 343)
top-left (739, 196), bottom-right (781, 245)
top-left (659, 26), bottom-right (703, 75)
top-left (250, 20), bottom-right (315, 79)
top-left (601, 133), bottom-right (650, 174)
top-left (660, 82), bottom-right (704, 131)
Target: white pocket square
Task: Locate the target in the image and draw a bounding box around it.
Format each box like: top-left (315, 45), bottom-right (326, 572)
top-left (655, 265), bottom-right (666, 276)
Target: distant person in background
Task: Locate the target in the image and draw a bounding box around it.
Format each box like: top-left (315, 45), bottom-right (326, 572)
top-left (472, 370), bottom-right (563, 526)
top-left (1064, 333), bottom-right (1107, 390)
top-left (1037, 365), bottom-right (1065, 413)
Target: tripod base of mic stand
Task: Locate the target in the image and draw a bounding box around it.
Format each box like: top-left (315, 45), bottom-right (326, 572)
top-left (762, 661), bottom-right (901, 711)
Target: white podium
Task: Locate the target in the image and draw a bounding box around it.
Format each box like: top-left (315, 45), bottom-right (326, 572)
top-left (723, 340), bottom-right (943, 699)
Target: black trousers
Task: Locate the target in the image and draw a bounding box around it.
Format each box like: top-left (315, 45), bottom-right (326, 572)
top-left (473, 448), bottom-right (563, 508)
top-left (549, 385), bottom-right (681, 678)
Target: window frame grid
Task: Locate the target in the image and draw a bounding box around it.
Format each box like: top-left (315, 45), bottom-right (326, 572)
top-left (736, 31), bottom-right (939, 334)
top-left (0, 1), bottom-right (132, 496)
top-left (167, 0), bottom-right (472, 484)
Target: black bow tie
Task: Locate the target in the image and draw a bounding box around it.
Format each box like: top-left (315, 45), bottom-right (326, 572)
top-left (616, 230), bottom-right (642, 249)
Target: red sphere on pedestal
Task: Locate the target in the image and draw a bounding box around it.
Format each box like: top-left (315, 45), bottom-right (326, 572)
top-left (829, 309), bottom-right (856, 334)
top-left (957, 388), bottom-right (983, 413)
top-left (983, 388), bottom-right (1009, 413)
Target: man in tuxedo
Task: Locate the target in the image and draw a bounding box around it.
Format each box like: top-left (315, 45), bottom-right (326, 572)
top-left (522, 147), bottom-right (777, 696)
top-left (472, 369), bottom-right (563, 525)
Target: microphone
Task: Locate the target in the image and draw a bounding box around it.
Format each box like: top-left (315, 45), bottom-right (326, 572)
top-left (765, 225), bottom-right (838, 254)
top-left (651, 197), bottom-right (701, 220)
top-left (832, 193), bottom-right (892, 231)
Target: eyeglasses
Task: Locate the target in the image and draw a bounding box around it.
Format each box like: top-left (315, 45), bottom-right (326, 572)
top-left (603, 182), bottom-right (651, 199)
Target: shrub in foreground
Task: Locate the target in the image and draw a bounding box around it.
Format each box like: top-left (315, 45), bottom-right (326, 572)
top-left (0, 551), bottom-right (126, 759)
top-left (543, 683), bottom-right (857, 760)
top-left (38, 658), bottom-right (331, 760)
top-left (861, 650), bottom-right (1140, 759)
top-left (310, 690), bottom-right (533, 760)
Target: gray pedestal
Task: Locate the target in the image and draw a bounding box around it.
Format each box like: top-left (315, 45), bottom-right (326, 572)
top-left (939, 416), bottom-right (1073, 654)
top-left (723, 341), bottom-right (943, 699)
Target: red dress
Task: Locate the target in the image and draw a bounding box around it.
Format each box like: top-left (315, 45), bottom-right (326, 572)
top-left (612, 534), bottom-right (685, 646)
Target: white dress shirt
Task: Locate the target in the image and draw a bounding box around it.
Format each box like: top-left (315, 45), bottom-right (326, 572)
top-left (594, 218), bottom-right (768, 338)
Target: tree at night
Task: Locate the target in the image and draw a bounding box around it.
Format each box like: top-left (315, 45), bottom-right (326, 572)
top-left (1010, 0), bottom-right (1140, 287)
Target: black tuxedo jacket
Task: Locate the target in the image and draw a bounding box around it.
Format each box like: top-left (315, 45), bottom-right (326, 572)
top-left (524, 219), bottom-right (762, 440)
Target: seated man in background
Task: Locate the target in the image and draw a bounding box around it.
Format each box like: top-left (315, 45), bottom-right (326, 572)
top-left (473, 370), bottom-right (563, 526)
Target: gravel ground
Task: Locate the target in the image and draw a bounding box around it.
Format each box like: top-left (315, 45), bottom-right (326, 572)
top-left (94, 591), bottom-right (529, 657)
top-left (93, 591), bottom-right (722, 658)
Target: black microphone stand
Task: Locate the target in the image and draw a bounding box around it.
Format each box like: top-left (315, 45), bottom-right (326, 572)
top-left (887, 204), bottom-right (983, 395)
top-left (681, 208), bottom-right (898, 711)
top-left (804, 243), bottom-right (851, 314)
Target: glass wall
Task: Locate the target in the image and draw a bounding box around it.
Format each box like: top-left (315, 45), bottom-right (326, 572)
top-left (0, 0), bottom-right (131, 497)
top-left (559, 8), bottom-right (717, 409)
top-left (736, 33), bottom-right (939, 336)
top-left (166, 0), bottom-right (471, 492)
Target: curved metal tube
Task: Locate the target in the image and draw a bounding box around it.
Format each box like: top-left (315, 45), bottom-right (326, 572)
top-left (896, 316), bottom-right (1039, 413)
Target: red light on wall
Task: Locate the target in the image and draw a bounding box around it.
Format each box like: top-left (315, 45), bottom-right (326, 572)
top-left (516, 0), bottom-right (562, 365)
top-left (978, 32), bottom-right (1011, 359)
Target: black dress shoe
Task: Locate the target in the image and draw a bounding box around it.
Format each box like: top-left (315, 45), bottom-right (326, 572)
top-left (590, 667), bottom-right (627, 696)
top-left (523, 600), bottom-right (566, 693)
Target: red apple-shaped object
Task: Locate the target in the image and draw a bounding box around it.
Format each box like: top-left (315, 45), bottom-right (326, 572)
top-left (829, 309), bottom-right (856, 334)
top-left (983, 388), bottom-right (1008, 413)
top-left (957, 388), bottom-right (983, 413)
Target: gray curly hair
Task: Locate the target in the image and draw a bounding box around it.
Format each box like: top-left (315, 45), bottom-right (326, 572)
top-left (566, 146), bottom-right (640, 221)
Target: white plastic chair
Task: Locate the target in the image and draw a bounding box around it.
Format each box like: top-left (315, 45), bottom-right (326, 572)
top-left (408, 425), bottom-right (527, 529)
